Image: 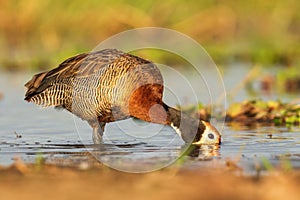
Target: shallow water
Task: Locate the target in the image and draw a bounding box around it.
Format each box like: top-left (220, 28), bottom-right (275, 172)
top-left (0, 68), bottom-right (300, 173)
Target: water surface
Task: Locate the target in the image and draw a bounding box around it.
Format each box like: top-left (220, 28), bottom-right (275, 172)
top-left (0, 68), bottom-right (299, 173)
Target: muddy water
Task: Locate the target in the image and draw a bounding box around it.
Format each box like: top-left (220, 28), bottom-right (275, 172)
top-left (0, 68), bottom-right (300, 173)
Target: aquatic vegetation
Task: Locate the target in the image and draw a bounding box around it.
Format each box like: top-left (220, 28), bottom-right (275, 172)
top-left (180, 99), bottom-right (300, 126)
top-left (226, 99), bottom-right (300, 126)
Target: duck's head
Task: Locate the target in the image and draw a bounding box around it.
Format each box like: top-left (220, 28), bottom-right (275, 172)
top-left (192, 120), bottom-right (221, 145)
top-left (166, 106), bottom-right (221, 145)
top-left (175, 119), bottom-right (221, 145)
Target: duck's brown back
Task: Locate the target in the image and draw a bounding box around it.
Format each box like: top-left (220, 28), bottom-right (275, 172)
top-left (25, 49), bottom-right (164, 123)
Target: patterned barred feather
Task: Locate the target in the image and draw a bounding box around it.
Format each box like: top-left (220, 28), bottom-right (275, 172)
top-left (24, 49), bottom-right (163, 122)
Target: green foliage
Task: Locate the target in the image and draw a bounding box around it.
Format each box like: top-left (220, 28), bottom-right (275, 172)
top-left (277, 66), bottom-right (300, 93)
top-left (178, 98), bottom-right (300, 126)
top-left (226, 99), bottom-right (300, 126)
top-left (261, 155), bottom-right (293, 173)
top-left (261, 157), bottom-right (275, 171)
top-left (35, 152), bottom-right (45, 171)
top-left (175, 145), bottom-right (197, 166)
top-left (1, 0), bottom-right (300, 70)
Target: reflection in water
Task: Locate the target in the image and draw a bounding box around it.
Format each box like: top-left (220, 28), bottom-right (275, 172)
top-left (188, 145), bottom-right (220, 158)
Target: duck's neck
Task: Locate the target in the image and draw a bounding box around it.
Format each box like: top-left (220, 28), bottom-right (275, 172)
top-left (163, 103), bottom-right (206, 143)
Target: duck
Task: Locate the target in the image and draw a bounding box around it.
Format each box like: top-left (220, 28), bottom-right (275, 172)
top-left (24, 49), bottom-right (221, 145)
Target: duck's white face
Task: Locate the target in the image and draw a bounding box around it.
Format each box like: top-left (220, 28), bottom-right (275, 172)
top-left (193, 121), bottom-right (221, 145)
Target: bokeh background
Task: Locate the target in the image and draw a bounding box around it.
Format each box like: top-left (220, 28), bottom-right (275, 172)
top-left (1, 0), bottom-right (300, 109)
top-left (1, 0), bottom-right (299, 71)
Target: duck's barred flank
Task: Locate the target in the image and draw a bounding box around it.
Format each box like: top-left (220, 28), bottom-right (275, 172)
top-left (25, 49), bottom-right (221, 145)
top-left (25, 49), bottom-right (162, 122)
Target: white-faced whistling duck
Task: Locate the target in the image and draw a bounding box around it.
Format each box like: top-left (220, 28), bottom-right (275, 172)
top-left (24, 49), bottom-right (221, 145)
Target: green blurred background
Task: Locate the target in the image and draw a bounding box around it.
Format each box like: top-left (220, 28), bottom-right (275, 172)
top-left (0, 0), bottom-right (299, 71)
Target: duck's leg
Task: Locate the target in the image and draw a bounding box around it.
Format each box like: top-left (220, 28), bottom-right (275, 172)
top-left (89, 121), bottom-right (106, 144)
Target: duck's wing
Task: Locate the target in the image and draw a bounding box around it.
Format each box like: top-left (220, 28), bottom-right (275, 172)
top-left (24, 49), bottom-right (125, 101)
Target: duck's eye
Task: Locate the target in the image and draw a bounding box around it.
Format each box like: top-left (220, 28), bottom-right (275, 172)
top-left (208, 133), bottom-right (215, 140)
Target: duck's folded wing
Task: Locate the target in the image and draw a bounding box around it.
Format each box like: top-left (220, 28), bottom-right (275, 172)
top-left (24, 49), bottom-right (124, 102)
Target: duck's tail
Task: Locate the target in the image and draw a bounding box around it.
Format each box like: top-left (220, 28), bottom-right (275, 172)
top-left (24, 72), bottom-right (48, 102)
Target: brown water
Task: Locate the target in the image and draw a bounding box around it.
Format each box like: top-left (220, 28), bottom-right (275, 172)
top-left (1, 67), bottom-right (300, 173)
